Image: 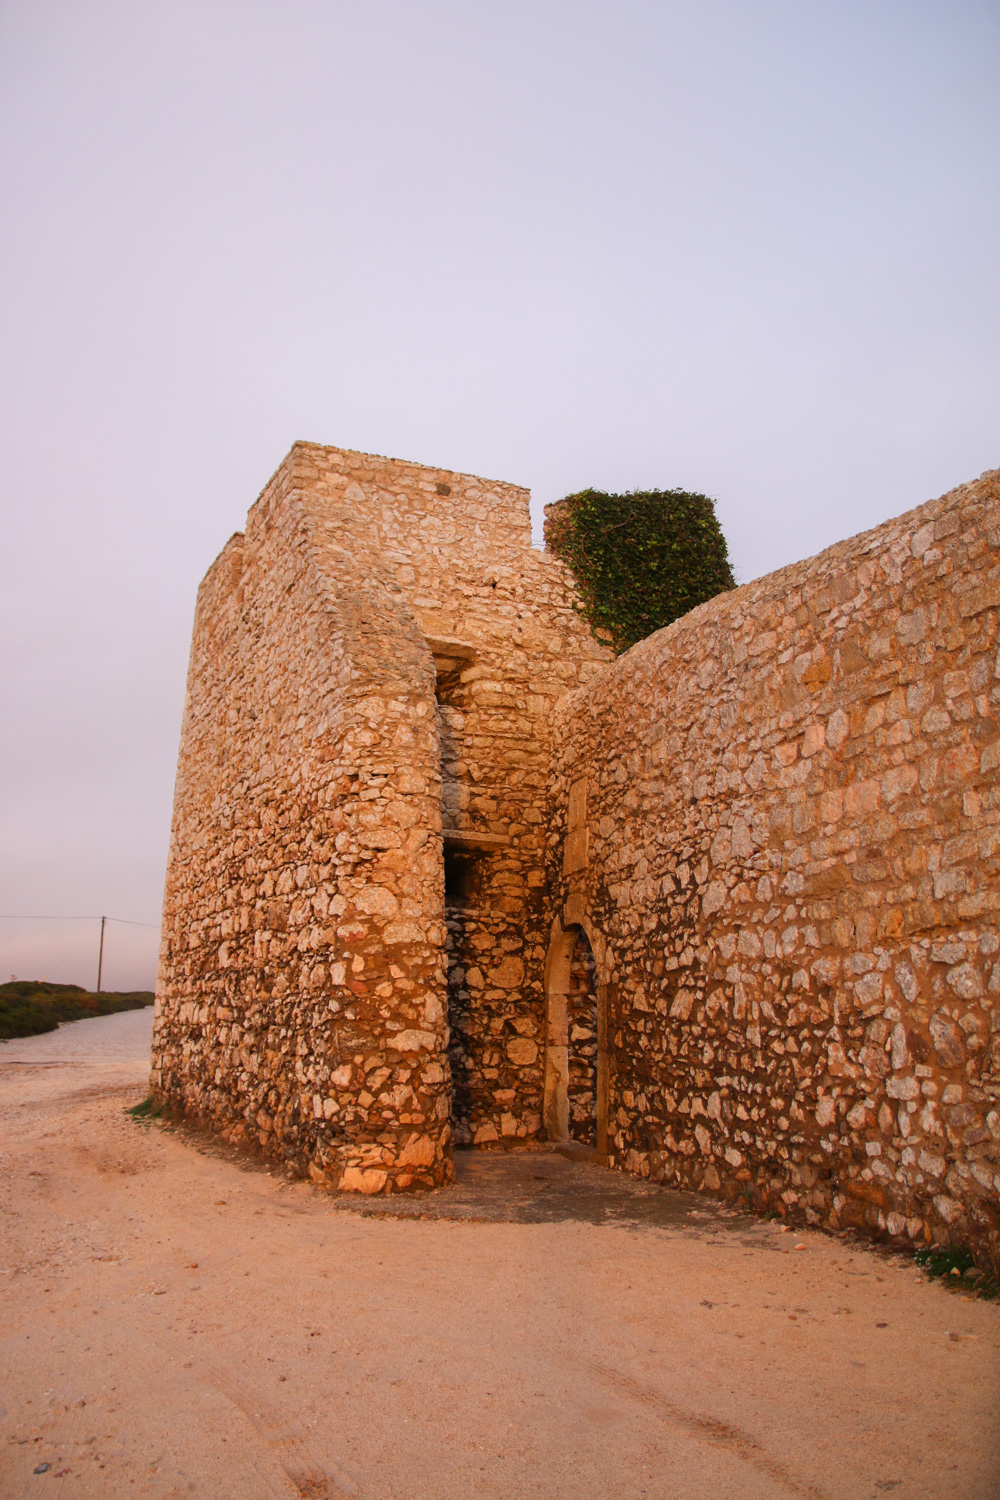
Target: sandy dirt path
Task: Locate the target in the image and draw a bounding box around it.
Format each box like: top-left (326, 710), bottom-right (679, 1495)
top-left (1, 1011), bottom-right (997, 1499)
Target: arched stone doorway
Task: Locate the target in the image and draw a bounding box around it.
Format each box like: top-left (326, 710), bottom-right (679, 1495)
top-left (543, 917), bottom-right (607, 1152)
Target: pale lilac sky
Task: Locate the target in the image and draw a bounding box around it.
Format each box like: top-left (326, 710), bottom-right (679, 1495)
top-left (1, 1), bottom-right (997, 990)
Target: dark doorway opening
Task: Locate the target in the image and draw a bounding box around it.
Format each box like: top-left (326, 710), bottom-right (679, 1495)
top-left (444, 848), bottom-right (482, 904)
top-left (567, 928), bottom-right (598, 1146)
top-left (443, 845), bottom-right (486, 1145)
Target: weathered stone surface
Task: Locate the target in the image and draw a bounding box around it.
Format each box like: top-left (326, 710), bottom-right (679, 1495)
top-left (152, 443), bottom-right (606, 1187)
top-left (548, 467), bottom-right (1000, 1251)
top-left (154, 442), bottom-right (999, 1249)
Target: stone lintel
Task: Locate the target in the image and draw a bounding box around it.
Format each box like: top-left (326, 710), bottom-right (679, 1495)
top-left (443, 829), bottom-right (510, 851)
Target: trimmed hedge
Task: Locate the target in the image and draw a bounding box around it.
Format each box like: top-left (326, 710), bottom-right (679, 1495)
top-left (544, 487), bottom-right (736, 655)
top-left (0, 980), bottom-right (154, 1041)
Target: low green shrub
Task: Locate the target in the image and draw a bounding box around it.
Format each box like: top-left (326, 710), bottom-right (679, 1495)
top-left (0, 980), bottom-right (154, 1041)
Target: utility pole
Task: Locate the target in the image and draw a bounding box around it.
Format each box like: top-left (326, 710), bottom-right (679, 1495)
top-left (96, 916), bottom-right (106, 993)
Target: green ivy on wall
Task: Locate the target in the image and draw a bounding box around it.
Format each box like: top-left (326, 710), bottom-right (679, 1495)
top-left (544, 487), bottom-right (736, 656)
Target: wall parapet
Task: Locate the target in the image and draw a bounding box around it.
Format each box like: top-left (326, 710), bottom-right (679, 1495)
top-left (547, 468), bottom-right (1000, 1252)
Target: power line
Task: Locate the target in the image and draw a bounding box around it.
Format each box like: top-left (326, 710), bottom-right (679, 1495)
top-left (0, 914), bottom-right (160, 929)
top-left (0, 912), bottom-right (160, 992)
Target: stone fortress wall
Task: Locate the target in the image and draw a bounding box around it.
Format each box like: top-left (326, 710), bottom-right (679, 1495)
top-left (153, 443), bottom-right (607, 1187)
top-left (154, 443), bottom-right (999, 1250)
top-left (546, 468), bottom-right (1000, 1249)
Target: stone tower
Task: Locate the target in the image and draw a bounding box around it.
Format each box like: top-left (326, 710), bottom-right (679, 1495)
top-left (151, 442), bottom-right (608, 1191)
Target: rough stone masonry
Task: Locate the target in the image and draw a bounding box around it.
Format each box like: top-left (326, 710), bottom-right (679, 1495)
top-left (153, 445), bottom-right (999, 1255)
top-left (152, 443), bottom-right (607, 1194)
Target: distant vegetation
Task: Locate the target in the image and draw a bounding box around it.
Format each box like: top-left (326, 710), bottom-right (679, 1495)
top-left (0, 981), bottom-right (154, 1041)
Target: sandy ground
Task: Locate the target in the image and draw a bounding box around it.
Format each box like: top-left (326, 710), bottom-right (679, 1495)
top-left (1, 1012), bottom-right (998, 1500)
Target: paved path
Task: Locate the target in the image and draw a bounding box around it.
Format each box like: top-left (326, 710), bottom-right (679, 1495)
top-left (1, 1012), bottom-right (997, 1498)
top-left (0, 1005), bottom-right (154, 1066)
